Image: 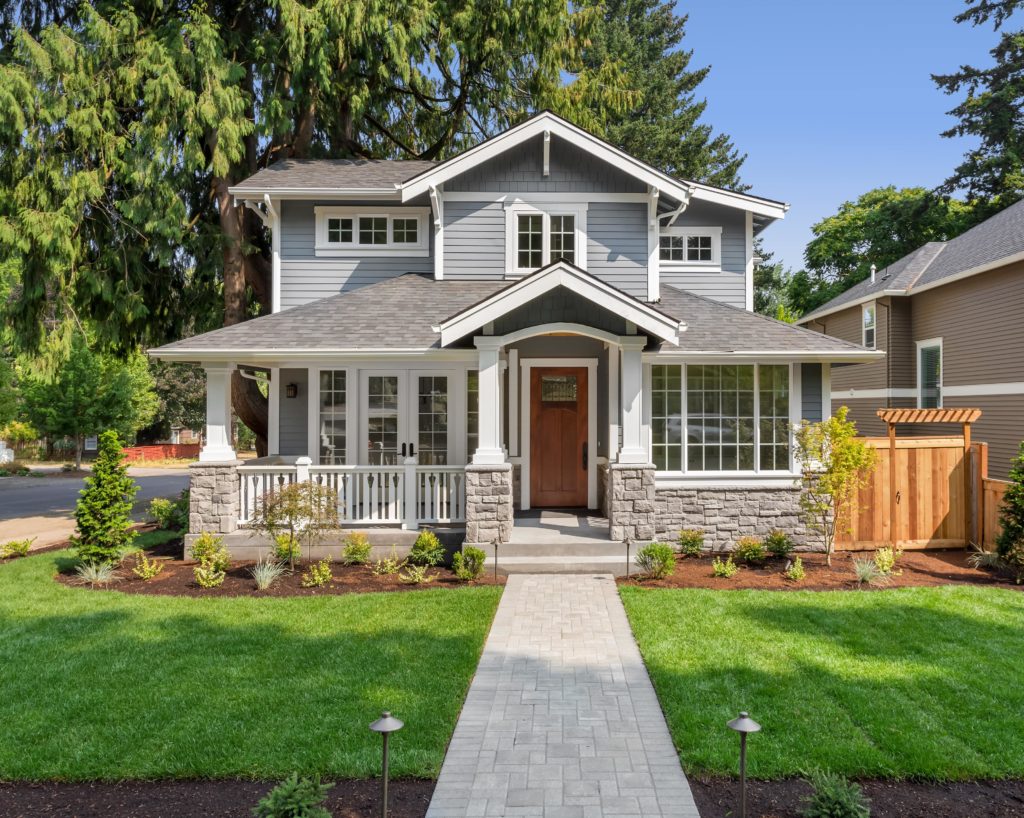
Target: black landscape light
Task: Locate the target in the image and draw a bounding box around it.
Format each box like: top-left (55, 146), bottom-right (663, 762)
top-left (369, 710), bottom-right (404, 818)
top-left (623, 536), bottom-right (631, 579)
top-left (727, 711), bottom-right (761, 818)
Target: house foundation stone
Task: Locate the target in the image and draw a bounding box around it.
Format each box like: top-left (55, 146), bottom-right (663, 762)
top-left (188, 461), bottom-right (241, 537)
top-left (465, 463), bottom-right (513, 545)
top-left (608, 462), bottom-right (656, 542)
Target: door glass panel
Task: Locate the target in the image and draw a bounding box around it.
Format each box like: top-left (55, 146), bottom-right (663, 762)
top-left (541, 375), bottom-right (577, 402)
top-left (366, 375), bottom-right (399, 464)
top-left (318, 370), bottom-right (346, 464)
top-left (417, 375), bottom-right (448, 465)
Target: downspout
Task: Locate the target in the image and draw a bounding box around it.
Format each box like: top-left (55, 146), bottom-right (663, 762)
top-left (876, 299), bottom-right (891, 407)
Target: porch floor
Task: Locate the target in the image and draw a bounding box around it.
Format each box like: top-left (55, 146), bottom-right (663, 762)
top-left (509, 509), bottom-right (611, 546)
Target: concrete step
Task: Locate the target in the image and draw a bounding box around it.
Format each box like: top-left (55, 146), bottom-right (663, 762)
top-left (484, 541), bottom-right (626, 558)
top-left (486, 555), bottom-right (640, 576)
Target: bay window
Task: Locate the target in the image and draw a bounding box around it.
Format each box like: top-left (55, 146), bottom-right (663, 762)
top-left (651, 363), bottom-right (791, 473)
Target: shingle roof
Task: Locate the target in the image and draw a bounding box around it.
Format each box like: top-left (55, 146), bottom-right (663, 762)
top-left (150, 274), bottom-right (870, 358)
top-left (229, 159), bottom-right (438, 193)
top-left (800, 198), bottom-right (1024, 323)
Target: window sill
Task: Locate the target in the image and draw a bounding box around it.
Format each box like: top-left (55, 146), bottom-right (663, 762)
top-left (314, 245), bottom-right (429, 258)
top-left (655, 472), bottom-right (799, 489)
top-left (660, 262), bottom-right (724, 273)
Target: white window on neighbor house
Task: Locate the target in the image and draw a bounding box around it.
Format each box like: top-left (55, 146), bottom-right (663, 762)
top-left (650, 363), bottom-right (791, 474)
top-left (917, 339), bottom-right (943, 409)
top-left (505, 204), bottom-right (587, 275)
top-left (658, 226), bottom-right (721, 267)
top-left (862, 302), bottom-right (877, 349)
top-left (314, 207), bottom-right (429, 256)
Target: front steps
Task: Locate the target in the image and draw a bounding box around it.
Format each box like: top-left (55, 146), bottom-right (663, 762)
top-left (477, 540), bottom-right (641, 576)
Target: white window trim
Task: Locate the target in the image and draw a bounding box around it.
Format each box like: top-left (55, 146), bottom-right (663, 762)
top-left (862, 302), bottom-right (877, 349)
top-left (307, 366), bottom-right (356, 466)
top-left (503, 202), bottom-right (588, 276)
top-left (658, 225), bottom-right (722, 270)
top-left (313, 206), bottom-right (430, 257)
top-left (916, 337), bottom-right (943, 409)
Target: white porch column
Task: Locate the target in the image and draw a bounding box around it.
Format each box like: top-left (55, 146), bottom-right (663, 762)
top-left (199, 363), bottom-right (237, 462)
top-left (472, 337), bottom-right (506, 464)
top-left (618, 337), bottom-right (648, 464)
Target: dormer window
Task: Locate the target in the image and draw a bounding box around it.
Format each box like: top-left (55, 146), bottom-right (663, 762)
top-left (505, 203), bottom-right (587, 276)
top-left (658, 226), bottom-right (721, 267)
top-left (314, 206), bottom-right (429, 257)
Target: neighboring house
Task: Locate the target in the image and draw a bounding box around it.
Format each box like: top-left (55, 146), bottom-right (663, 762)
top-left (150, 111), bottom-right (877, 550)
top-left (799, 199), bottom-right (1024, 478)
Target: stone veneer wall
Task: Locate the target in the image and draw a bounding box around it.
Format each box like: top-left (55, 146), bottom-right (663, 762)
top-left (654, 484), bottom-right (813, 550)
top-left (607, 463), bottom-right (656, 542)
top-left (465, 463), bottom-right (514, 545)
top-left (188, 461), bottom-right (241, 535)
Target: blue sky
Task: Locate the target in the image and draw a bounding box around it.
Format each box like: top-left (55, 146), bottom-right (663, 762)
top-left (677, 0), bottom-right (1003, 270)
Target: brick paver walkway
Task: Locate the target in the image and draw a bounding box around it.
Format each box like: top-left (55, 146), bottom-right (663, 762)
top-left (426, 574), bottom-right (699, 817)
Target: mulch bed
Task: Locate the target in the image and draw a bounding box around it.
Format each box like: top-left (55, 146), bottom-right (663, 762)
top-left (0, 778), bottom-right (434, 817)
top-left (618, 548), bottom-right (1018, 591)
top-left (691, 776), bottom-right (1024, 817)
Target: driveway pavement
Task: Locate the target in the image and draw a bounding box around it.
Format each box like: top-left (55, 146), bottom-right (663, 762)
top-left (0, 467), bottom-right (190, 547)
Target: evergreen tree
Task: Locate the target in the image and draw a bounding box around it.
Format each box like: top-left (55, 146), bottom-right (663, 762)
top-left (72, 430), bottom-right (139, 565)
top-left (996, 441), bottom-right (1024, 574)
top-left (934, 0), bottom-right (1024, 210)
top-left (579, 0), bottom-right (744, 188)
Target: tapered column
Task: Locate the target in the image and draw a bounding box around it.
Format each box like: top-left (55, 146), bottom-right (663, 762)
top-left (618, 337), bottom-right (648, 464)
top-left (199, 363), bottom-right (237, 462)
top-left (472, 337), bottom-right (506, 465)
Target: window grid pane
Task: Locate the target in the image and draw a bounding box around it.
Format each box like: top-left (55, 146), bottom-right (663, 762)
top-left (920, 346), bottom-right (941, 408)
top-left (659, 235), bottom-right (685, 261)
top-left (758, 365), bottom-right (790, 471)
top-left (393, 217), bottom-right (418, 244)
top-left (651, 365), bottom-right (683, 471)
top-left (366, 375), bottom-right (399, 464)
top-left (467, 371), bottom-right (479, 456)
top-left (318, 370), bottom-right (346, 465)
top-left (686, 234), bottom-right (713, 261)
top-left (327, 217), bottom-right (353, 244)
top-left (359, 216), bottom-right (387, 245)
top-left (686, 364), bottom-right (755, 472)
top-left (517, 214), bottom-right (542, 269)
top-left (417, 376), bottom-right (448, 466)
top-left (550, 215), bottom-right (575, 264)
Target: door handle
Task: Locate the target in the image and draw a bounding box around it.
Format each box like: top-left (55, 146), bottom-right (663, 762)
top-left (409, 442), bottom-right (416, 457)
top-left (582, 441), bottom-right (588, 471)
top-left (401, 443), bottom-right (407, 457)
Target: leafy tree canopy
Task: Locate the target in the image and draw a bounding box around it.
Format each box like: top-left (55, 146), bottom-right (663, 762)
top-left (138, 361), bottom-right (206, 444)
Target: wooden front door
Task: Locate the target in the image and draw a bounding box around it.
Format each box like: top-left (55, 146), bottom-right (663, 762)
top-left (530, 367), bottom-right (588, 507)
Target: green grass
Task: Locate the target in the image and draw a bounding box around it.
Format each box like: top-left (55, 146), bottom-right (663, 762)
top-left (0, 552), bottom-right (501, 781)
top-left (620, 585), bottom-right (1024, 780)
top-left (131, 528), bottom-right (181, 549)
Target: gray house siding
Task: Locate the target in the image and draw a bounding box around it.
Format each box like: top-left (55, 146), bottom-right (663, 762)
top-left (443, 201), bottom-right (506, 279)
top-left (587, 202), bottom-right (648, 298)
top-left (279, 200), bottom-right (434, 308)
top-left (800, 363), bottom-right (823, 423)
top-left (278, 368), bottom-right (309, 455)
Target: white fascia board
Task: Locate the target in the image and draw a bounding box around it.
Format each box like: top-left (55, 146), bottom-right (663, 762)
top-left (903, 249), bottom-right (1024, 296)
top-left (148, 348), bottom-right (476, 364)
top-left (398, 112), bottom-right (789, 219)
top-left (438, 263), bottom-right (683, 346)
top-left (798, 289), bottom-right (906, 325)
top-left (229, 188), bottom-right (401, 200)
top-left (643, 349), bottom-right (884, 363)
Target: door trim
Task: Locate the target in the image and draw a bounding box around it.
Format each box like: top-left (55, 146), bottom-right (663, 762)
top-left (520, 357), bottom-right (598, 510)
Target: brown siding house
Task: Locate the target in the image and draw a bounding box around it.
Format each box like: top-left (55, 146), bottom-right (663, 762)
top-left (799, 200), bottom-right (1024, 478)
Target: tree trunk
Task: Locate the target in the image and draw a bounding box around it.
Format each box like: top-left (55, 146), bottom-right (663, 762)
top-left (75, 436), bottom-right (84, 470)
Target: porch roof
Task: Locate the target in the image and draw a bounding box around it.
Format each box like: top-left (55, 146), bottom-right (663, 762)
top-left (148, 273), bottom-right (877, 363)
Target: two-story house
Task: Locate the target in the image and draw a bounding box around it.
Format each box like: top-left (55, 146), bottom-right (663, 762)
top-left (799, 199), bottom-right (1024, 479)
top-left (151, 111), bottom-right (877, 554)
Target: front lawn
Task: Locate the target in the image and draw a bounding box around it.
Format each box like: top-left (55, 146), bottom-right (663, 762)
top-left (621, 585), bottom-right (1024, 780)
top-left (0, 552), bottom-right (501, 781)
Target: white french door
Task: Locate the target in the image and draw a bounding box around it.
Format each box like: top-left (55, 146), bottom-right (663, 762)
top-left (358, 370), bottom-right (456, 466)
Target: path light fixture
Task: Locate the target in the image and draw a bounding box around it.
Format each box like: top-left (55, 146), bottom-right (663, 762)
top-left (369, 710), bottom-right (404, 818)
top-left (623, 536), bottom-right (631, 579)
top-left (492, 537), bottom-right (499, 580)
top-left (727, 711), bottom-right (760, 818)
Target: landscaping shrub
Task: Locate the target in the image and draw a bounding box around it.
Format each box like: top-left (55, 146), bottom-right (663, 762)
top-left (0, 460), bottom-right (31, 477)
top-left (873, 546), bottom-right (902, 576)
top-left (635, 542), bottom-right (676, 579)
top-left (997, 441), bottom-right (1024, 583)
top-left (340, 532), bottom-right (372, 565)
top-left (799, 769), bottom-right (871, 818)
top-left (194, 563), bottom-right (226, 589)
top-left (453, 547), bottom-right (486, 582)
top-left (72, 431), bottom-right (138, 564)
top-left (301, 559), bottom-right (333, 588)
top-left (967, 543), bottom-right (1004, 571)
top-left (400, 563), bottom-right (435, 585)
top-left (273, 534), bottom-right (301, 565)
top-left (785, 556), bottom-right (806, 582)
top-left (711, 555), bottom-right (738, 578)
top-left (765, 530), bottom-right (795, 558)
top-left (249, 481), bottom-right (340, 570)
top-left (250, 556), bottom-right (287, 591)
top-left (148, 490), bottom-right (189, 532)
top-left (74, 562), bottom-right (120, 586)
top-left (190, 532), bottom-right (230, 573)
top-left (132, 554), bottom-right (165, 581)
top-left (733, 535), bottom-right (767, 564)
top-left (0, 538), bottom-right (34, 559)
top-left (372, 548), bottom-right (404, 576)
top-left (409, 530), bottom-right (445, 566)
top-left (253, 773), bottom-right (332, 818)
top-left (677, 529), bottom-right (704, 557)
top-left (852, 557), bottom-right (889, 587)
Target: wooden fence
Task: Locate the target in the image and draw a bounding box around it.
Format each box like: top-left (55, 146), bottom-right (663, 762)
top-left (834, 438), bottom-right (1009, 551)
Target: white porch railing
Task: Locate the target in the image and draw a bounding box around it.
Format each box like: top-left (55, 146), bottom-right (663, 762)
top-left (237, 459), bottom-right (466, 528)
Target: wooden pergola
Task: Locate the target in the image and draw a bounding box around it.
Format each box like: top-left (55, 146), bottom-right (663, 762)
top-left (876, 408), bottom-right (983, 545)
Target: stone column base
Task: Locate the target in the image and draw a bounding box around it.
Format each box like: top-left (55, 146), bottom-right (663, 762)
top-left (608, 462), bottom-right (656, 542)
top-left (188, 460), bottom-right (242, 536)
top-left (465, 463), bottom-right (513, 545)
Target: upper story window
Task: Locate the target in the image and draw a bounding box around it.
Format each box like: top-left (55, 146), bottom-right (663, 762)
top-left (658, 226), bottom-right (721, 268)
top-left (862, 303), bottom-right (876, 349)
top-left (314, 206), bottom-right (429, 257)
top-left (505, 203), bottom-right (587, 276)
top-left (917, 338), bottom-right (943, 409)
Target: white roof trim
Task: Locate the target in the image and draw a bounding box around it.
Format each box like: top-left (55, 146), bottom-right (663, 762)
top-left (438, 261), bottom-right (684, 347)
top-left (399, 112), bottom-right (789, 220)
top-left (643, 349), bottom-right (884, 363)
top-left (798, 289), bottom-right (906, 324)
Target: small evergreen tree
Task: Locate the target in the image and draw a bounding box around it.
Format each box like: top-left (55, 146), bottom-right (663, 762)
top-left (72, 430), bottom-right (138, 564)
top-left (996, 441), bottom-right (1024, 581)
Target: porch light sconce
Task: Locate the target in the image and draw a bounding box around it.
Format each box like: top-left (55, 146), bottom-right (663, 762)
top-left (285, 383), bottom-right (298, 399)
top-left (727, 711), bottom-right (761, 818)
top-left (369, 710), bottom-right (404, 818)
